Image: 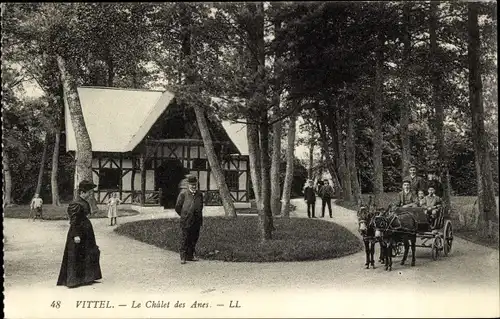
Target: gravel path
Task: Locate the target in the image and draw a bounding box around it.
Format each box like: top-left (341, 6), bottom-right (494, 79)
top-left (4, 199), bottom-right (499, 318)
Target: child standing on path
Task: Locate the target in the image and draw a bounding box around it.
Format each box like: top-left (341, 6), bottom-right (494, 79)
top-left (107, 193), bottom-right (121, 226)
top-left (30, 193), bottom-right (43, 221)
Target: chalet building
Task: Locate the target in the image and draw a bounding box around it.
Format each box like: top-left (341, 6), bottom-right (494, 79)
top-left (64, 86), bottom-right (251, 208)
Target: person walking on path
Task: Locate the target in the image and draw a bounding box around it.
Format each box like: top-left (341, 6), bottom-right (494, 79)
top-left (319, 179), bottom-right (335, 218)
top-left (107, 193), bottom-right (121, 226)
top-left (304, 180), bottom-right (317, 218)
top-left (30, 193), bottom-right (43, 221)
top-left (175, 175), bottom-right (204, 264)
top-left (57, 180), bottom-right (102, 288)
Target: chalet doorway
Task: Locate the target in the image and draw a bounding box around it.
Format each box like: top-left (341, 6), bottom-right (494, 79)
top-left (155, 159), bottom-right (189, 209)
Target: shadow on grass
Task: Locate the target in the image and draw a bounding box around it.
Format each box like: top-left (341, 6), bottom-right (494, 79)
top-left (3, 205), bottom-right (139, 220)
top-left (114, 216), bottom-right (362, 262)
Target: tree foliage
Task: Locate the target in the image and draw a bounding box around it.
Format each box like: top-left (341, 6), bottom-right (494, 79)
top-left (2, 2), bottom-right (497, 220)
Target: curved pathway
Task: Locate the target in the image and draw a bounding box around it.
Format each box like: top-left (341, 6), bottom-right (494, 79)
top-left (4, 199), bottom-right (499, 318)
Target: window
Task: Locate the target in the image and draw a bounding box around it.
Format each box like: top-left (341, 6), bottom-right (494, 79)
top-left (192, 158), bottom-right (207, 170)
top-left (224, 171), bottom-right (239, 191)
top-left (99, 168), bottom-right (120, 190)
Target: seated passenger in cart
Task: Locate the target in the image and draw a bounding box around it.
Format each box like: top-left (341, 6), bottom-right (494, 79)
top-left (423, 186), bottom-right (442, 230)
top-left (426, 168), bottom-right (444, 197)
top-left (396, 180), bottom-right (417, 208)
top-left (415, 190), bottom-right (426, 208)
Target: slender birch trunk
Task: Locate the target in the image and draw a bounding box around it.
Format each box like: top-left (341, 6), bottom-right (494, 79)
top-left (281, 113), bottom-right (297, 217)
top-left (57, 54), bottom-right (98, 212)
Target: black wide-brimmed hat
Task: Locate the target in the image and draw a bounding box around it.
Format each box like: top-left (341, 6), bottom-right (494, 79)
top-left (186, 175), bottom-right (198, 185)
top-left (78, 180), bottom-right (97, 191)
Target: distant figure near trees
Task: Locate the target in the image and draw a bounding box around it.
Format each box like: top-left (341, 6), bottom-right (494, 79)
top-left (30, 193), bottom-right (43, 221)
top-left (304, 180), bottom-right (317, 218)
top-left (107, 193), bottom-right (121, 226)
top-left (319, 179), bottom-right (335, 218)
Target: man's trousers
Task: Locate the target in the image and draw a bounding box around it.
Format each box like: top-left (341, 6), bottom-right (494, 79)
top-left (180, 222), bottom-right (201, 260)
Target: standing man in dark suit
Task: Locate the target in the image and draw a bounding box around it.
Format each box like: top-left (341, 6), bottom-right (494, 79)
top-left (304, 180), bottom-right (316, 218)
top-left (320, 179), bottom-right (335, 218)
top-left (175, 175), bottom-right (204, 264)
top-left (404, 165), bottom-right (426, 196)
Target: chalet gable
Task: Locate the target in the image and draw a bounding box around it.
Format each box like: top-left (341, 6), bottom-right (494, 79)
top-left (64, 86), bottom-right (248, 155)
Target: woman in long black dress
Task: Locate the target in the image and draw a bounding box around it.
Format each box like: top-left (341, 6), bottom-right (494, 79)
top-left (57, 180), bottom-right (102, 288)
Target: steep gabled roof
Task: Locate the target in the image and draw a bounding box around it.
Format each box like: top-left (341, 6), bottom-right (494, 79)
top-left (221, 121), bottom-right (248, 155)
top-left (65, 87), bottom-right (174, 152)
top-left (64, 86), bottom-right (249, 155)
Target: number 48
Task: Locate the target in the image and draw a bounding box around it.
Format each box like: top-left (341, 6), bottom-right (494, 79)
top-left (51, 301), bottom-right (61, 309)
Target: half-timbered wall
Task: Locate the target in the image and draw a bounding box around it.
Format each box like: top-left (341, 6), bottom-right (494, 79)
top-left (91, 156), bottom-right (155, 204)
top-left (91, 147), bottom-right (249, 206)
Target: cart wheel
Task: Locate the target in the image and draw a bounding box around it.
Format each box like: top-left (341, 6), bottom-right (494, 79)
top-left (443, 220), bottom-right (453, 256)
top-left (431, 237), bottom-right (441, 261)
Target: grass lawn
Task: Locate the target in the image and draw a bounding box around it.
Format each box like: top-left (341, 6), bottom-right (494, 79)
top-left (337, 193), bottom-right (499, 250)
top-left (3, 205), bottom-right (139, 220)
top-left (114, 216), bottom-right (362, 262)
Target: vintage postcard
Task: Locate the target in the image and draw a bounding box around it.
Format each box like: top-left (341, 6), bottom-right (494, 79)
top-left (3, 1), bottom-right (499, 318)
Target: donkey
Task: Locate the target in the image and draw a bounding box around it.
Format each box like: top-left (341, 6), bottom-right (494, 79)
top-left (356, 196), bottom-right (383, 269)
top-left (373, 205), bottom-right (418, 271)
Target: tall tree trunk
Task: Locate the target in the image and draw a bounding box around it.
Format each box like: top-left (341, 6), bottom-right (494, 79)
top-left (247, 121), bottom-right (262, 209)
top-left (105, 46), bottom-right (114, 87)
top-left (308, 138), bottom-right (314, 180)
top-left (372, 35), bottom-right (385, 208)
top-left (179, 4), bottom-right (236, 217)
top-left (57, 54), bottom-right (98, 212)
top-left (270, 107), bottom-right (282, 216)
top-left (346, 100), bottom-right (361, 204)
top-left (270, 12), bottom-right (283, 217)
top-left (335, 106), bottom-right (351, 201)
top-left (35, 133), bottom-right (49, 196)
top-left (400, 2), bottom-right (412, 178)
top-left (281, 112), bottom-right (297, 217)
top-left (51, 113), bottom-right (62, 206)
top-left (249, 1), bottom-right (273, 240)
top-left (430, 1), bottom-right (451, 209)
top-left (259, 117), bottom-right (273, 240)
top-left (316, 113), bottom-right (341, 188)
top-left (195, 107), bottom-right (236, 217)
top-left (3, 155), bottom-right (13, 206)
top-left (467, 3), bottom-right (499, 227)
